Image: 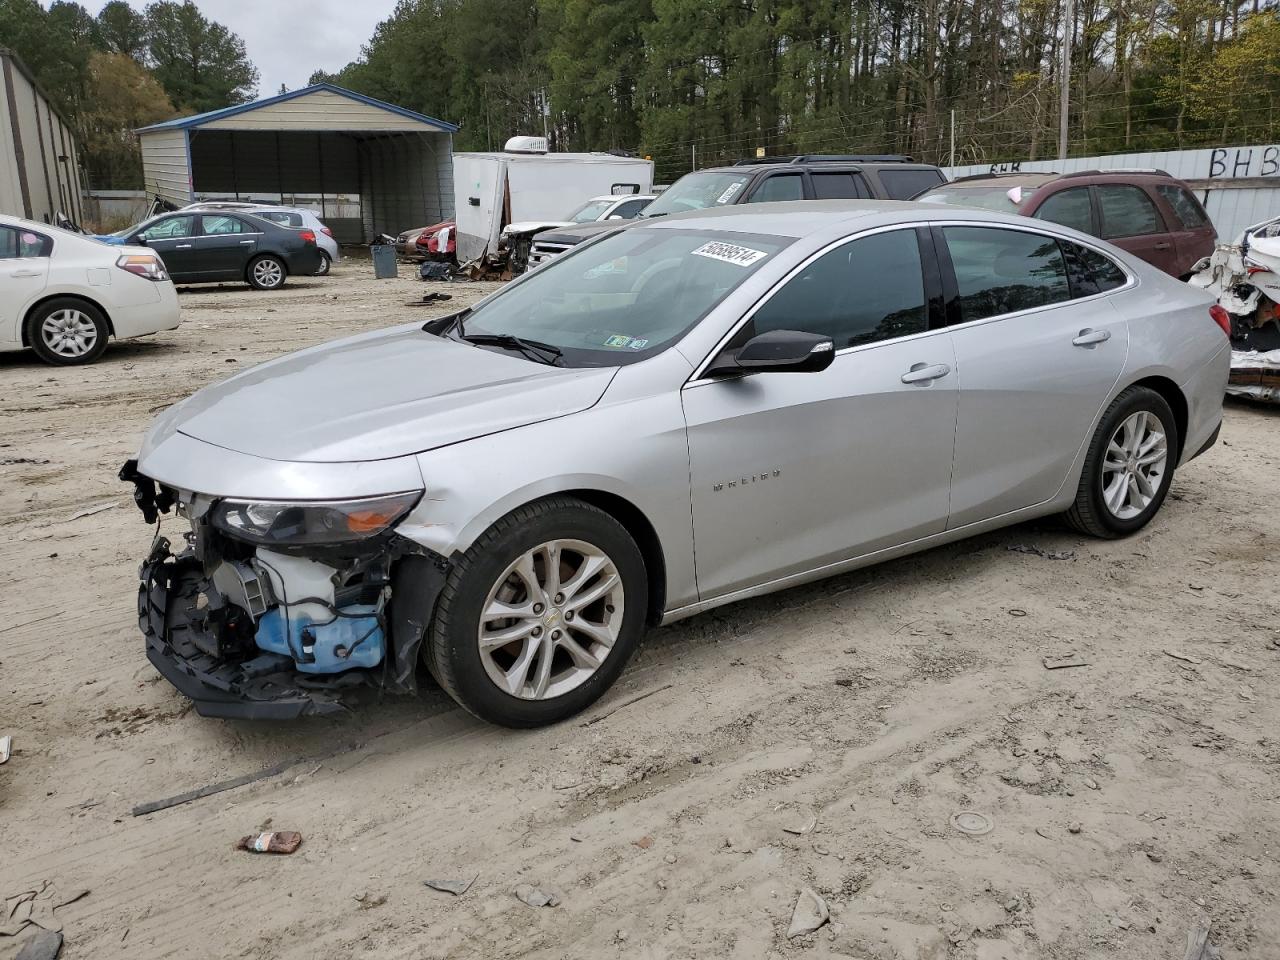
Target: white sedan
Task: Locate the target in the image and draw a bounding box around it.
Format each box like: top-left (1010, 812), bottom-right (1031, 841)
top-left (0, 214), bottom-right (180, 365)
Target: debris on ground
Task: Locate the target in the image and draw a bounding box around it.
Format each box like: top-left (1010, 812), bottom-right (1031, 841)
top-left (1183, 918), bottom-right (1222, 960)
top-left (14, 929), bottom-right (62, 960)
top-left (782, 811), bottom-right (818, 836)
top-left (234, 831), bottom-right (302, 854)
top-left (0, 735), bottom-right (10, 764)
top-left (633, 836), bottom-right (654, 849)
top-left (64, 501), bottom-right (118, 522)
top-left (423, 876), bottom-right (477, 897)
top-left (785, 887), bottom-right (830, 939)
top-left (950, 812), bottom-right (994, 836)
top-left (353, 892), bottom-right (387, 911)
top-left (514, 884), bottom-right (561, 908)
top-left (1, 883), bottom-right (88, 938)
top-left (1164, 649), bottom-right (1204, 665)
top-left (1042, 652), bottom-right (1090, 670)
top-left (1007, 544), bottom-right (1077, 560)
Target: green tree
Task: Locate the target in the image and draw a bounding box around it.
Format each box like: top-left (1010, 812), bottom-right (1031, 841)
top-left (79, 51), bottom-right (177, 188)
top-left (97, 0), bottom-right (150, 62)
top-left (144, 0), bottom-right (258, 113)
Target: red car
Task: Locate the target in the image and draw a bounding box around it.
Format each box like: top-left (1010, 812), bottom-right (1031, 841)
top-left (414, 220), bottom-right (456, 261)
top-left (916, 169), bottom-right (1216, 279)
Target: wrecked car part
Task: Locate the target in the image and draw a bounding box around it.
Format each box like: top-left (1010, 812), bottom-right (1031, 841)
top-left (119, 458), bottom-right (173, 523)
top-left (128, 471), bottom-right (449, 717)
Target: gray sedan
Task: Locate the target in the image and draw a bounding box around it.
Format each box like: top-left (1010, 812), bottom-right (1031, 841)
top-left (124, 201), bottom-right (1229, 726)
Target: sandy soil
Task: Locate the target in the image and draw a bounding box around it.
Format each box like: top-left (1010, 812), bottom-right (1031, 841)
top-left (1, 259), bottom-right (1278, 960)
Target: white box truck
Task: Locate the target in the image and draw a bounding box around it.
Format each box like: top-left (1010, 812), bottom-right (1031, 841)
top-left (453, 137), bottom-right (654, 265)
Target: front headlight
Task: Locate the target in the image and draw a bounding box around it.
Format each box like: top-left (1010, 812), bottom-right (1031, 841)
top-left (210, 492), bottom-right (421, 546)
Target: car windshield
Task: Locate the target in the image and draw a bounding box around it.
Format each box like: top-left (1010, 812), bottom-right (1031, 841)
top-left (641, 171), bottom-right (753, 217)
top-left (568, 199), bottom-right (613, 223)
top-left (915, 185), bottom-right (1025, 212)
top-left (111, 216), bottom-right (158, 238)
top-left (453, 227), bottom-right (791, 367)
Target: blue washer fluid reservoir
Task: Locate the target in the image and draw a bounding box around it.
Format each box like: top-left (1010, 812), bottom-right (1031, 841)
top-left (254, 605), bottom-right (384, 674)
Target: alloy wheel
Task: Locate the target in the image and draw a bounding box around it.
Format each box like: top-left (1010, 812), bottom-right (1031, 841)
top-left (253, 259), bottom-right (284, 288)
top-left (1100, 410), bottom-right (1168, 520)
top-left (477, 539), bottom-right (624, 700)
top-left (40, 309), bottom-right (98, 359)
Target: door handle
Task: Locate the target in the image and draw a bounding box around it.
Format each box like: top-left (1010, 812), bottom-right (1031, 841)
top-left (1072, 328), bottom-right (1112, 347)
top-left (239, 240), bottom-right (255, 245)
top-left (9, 269), bottom-right (42, 278)
top-left (1153, 241), bottom-right (1171, 250)
top-left (175, 243), bottom-right (192, 249)
top-left (900, 362), bottom-right (951, 384)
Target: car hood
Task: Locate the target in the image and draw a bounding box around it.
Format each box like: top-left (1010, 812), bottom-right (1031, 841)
top-left (164, 323), bottom-right (618, 463)
top-left (504, 219), bottom-right (573, 236)
top-left (531, 221), bottom-right (621, 246)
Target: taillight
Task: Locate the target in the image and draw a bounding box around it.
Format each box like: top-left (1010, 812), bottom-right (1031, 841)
top-left (1246, 264), bottom-right (1271, 276)
top-left (320, 226), bottom-right (334, 238)
top-left (299, 229), bottom-right (317, 244)
top-left (1209, 304), bottom-right (1232, 337)
top-left (116, 253), bottom-right (168, 281)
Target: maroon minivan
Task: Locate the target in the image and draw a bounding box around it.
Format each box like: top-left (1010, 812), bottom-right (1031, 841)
top-left (915, 170), bottom-right (1216, 279)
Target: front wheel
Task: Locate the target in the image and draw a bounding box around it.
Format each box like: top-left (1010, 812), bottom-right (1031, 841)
top-left (1065, 386), bottom-right (1179, 538)
top-left (247, 255), bottom-right (287, 290)
top-left (426, 497), bottom-right (648, 727)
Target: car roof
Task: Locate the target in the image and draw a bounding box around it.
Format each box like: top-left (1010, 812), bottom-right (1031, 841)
top-left (940, 173), bottom-right (1061, 189)
top-left (637, 199), bottom-right (981, 237)
top-left (588, 194), bottom-right (657, 202)
top-left (696, 161), bottom-right (943, 175)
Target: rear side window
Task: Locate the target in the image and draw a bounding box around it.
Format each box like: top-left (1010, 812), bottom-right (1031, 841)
top-left (1061, 240), bottom-right (1128, 296)
top-left (1156, 185), bottom-right (1210, 229)
top-left (201, 215), bottom-right (250, 235)
top-left (943, 226), bottom-right (1071, 322)
top-left (258, 211), bottom-right (304, 227)
top-left (878, 168), bottom-right (945, 200)
top-left (0, 225), bottom-right (52, 258)
top-left (1098, 185), bottom-right (1164, 239)
top-left (811, 172), bottom-right (872, 199)
top-left (747, 174), bottom-right (804, 203)
top-left (750, 229), bottom-right (927, 348)
top-left (1034, 187), bottom-right (1093, 234)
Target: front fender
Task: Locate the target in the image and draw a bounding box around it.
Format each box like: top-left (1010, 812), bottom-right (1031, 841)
top-left (401, 388), bottom-right (697, 612)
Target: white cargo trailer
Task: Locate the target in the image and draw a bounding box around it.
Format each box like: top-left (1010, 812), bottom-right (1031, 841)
top-left (453, 137), bottom-right (653, 263)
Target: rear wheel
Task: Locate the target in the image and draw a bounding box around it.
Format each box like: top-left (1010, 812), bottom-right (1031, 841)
top-left (315, 252), bottom-right (331, 276)
top-left (247, 255), bottom-right (286, 290)
top-left (426, 497), bottom-right (648, 727)
top-left (26, 298), bottom-right (109, 365)
top-left (1065, 386), bottom-right (1179, 538)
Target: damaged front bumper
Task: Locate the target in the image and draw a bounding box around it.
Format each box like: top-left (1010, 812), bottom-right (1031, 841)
top-left (126, 461), bottom-right (449, 720)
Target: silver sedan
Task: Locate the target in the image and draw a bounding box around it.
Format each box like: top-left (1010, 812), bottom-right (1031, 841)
top-left (125, 201), bottom-right (1230, 726)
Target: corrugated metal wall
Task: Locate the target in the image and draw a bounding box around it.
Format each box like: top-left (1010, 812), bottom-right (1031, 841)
top-left (0, 50), bottom-right (83, 224)
top-left (359, 132), bottom-right (453, 240)
top-left (946, 145), bottom-right (1280, 241)
top-left (140, 128), bottom-right (193, 207)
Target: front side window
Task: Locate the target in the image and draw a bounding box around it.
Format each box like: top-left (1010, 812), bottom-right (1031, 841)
top-left (1034, 187), bottom-right (1094, 234)
top-left (611, 198), bottom-right (650, 219)
top-left (943, 226), bottom-right (1071, 322)
top-left (138, 215), bottom-right (194, 241)
top-left (0, 225), bottom-right (52, 258)
top-left (202, 215), bottom-right (249, 235)
top-left (879, 168), bottom-right (945, 200)
top-left (454, 228), bottom-right (791, 367)
top-left (641, 171), bottom-right (752, 216)
top-left (746, 174), bottom-right (804, 203)
top-left (749, 229), bottom-right (927, 348)
top-left (1155, 184), bottom-right (1210, 229)
top-left (1098, 184), bottom-right (1164, 239)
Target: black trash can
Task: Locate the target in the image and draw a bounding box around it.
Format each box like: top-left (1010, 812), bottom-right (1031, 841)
top-left (371, 244), bottom-right (398, 279)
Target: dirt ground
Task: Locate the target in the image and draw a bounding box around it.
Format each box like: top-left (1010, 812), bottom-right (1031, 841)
top-left (1, 258), bottom-right (1278, 960)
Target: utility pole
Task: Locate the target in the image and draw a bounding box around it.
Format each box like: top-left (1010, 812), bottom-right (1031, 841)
top-left (949, 109), bottom-right (956, 171)
top-left (691, 143), bottom-right (696, 172)
top-left (1058, 0), bottom-right (1074, 161)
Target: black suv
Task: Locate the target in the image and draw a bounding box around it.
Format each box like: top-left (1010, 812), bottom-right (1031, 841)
top-left (527, 155), bottom-right (947, 269)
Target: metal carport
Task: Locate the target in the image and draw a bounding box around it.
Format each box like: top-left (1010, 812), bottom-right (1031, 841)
top-left (136, 84), bottom-right (456, 243)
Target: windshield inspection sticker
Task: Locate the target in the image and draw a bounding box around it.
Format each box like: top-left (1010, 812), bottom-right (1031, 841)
top-left (691, 241), bottom-right (768, 267)
top-left (715, 182), bottom-right (745, 204)
top-left (604, 334), bottom-right (633, 347)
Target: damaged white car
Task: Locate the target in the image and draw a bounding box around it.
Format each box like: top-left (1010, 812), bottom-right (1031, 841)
top-left (1190, 215), bottom-right (1280, 403)
top-left (124, 202), bottom-right (1228, 726)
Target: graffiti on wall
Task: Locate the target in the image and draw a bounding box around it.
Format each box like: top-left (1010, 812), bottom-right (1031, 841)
top-left (1209, 146), bottom-right (1280, 178)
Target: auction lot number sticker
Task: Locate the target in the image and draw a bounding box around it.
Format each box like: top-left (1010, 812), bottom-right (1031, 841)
top-left (691, 241), bottom-right (769, 266)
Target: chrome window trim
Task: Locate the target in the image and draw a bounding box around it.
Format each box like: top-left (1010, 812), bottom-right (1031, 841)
top-left (685, 218), bottom-right (1136, 386)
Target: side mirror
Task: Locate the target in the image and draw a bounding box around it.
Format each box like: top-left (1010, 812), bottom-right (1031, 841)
top-left (607, 214), bottom-right (624, 220)
top-left (705, 329), bottom-right (835, 377)
top-left (131, 235), bottom-right (147, 246)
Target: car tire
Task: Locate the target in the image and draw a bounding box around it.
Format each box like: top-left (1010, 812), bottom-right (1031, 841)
top-left (426, 496), bottom-right (648, 728)
top-left (25, 298), bottom-right (110, 366)
top-left (1064, 385), bottom-right (1179, 538)
top-left (315, 252), bottom-right (331, 276)
top-left (247, 255), bottom-right (287, 290)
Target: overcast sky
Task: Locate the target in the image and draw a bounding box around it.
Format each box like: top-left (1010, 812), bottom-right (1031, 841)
top-left (76, 0), bottom-right (399, 99)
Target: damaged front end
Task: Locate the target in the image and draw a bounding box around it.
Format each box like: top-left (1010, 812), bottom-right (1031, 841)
top-left (1190, 218), bottom-right (1280, 404)
top-left (122, 460), bottom-right (446, 719)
